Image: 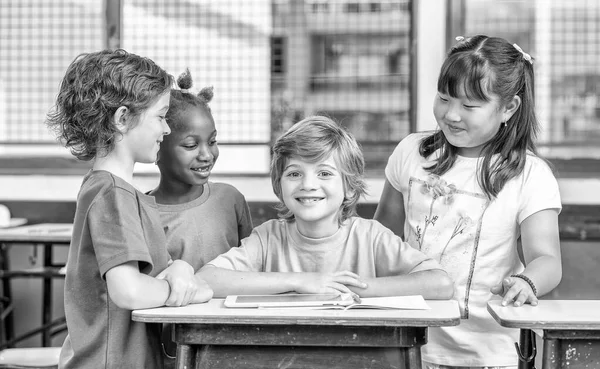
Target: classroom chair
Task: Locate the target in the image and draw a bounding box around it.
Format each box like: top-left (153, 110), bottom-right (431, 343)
top-left (0, 347), bottom-right (60, 368)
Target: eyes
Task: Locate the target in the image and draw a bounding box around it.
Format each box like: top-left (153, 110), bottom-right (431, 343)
top-left (284, 170), bottom-right (335, 179)
top-left (437, 94), bottom-right (481, 109)
top-left (181, 137), bottom-right (217, 150)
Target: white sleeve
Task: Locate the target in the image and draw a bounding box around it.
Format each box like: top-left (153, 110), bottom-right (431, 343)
top-left (206, 229), bottom-right (265, 271)
top-left (517, 156), bottom-right (562, 224)
top-left (384, 133), bottom-right (426, 192)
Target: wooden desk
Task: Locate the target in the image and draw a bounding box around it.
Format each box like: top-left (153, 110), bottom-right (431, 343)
top-left (0, 223), bottom-right (72, 348)
top-left (488, 299), bottom-right (600, 369)
top-left (133, 298), bottom-right (460, 369)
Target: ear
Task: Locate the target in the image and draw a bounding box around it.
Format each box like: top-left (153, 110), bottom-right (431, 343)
top-left (502, 95), bottom-right (521, 122)
top-left (112, 106), bottom-right (130, 133)
top-left (345, 188), bottom-right (356, 202)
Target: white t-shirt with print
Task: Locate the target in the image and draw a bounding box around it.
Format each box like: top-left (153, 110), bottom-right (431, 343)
top-left (385, 132), bottom-right (561, 367)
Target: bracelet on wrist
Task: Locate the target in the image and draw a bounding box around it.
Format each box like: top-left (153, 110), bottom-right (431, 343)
top-left (511, 274), bottom-right (537, 297)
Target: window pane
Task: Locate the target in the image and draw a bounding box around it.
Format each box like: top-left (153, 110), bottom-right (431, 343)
top-left (0, 0), bottom-right (104, 143)
top-left (1, 0), bottom-right (413, 176)
top-left (272, 0), bottom-right (412, 174)
top-left (462, 0), bottom-right (600, 153)
top-left (122, 0), bottom-right (272, 144)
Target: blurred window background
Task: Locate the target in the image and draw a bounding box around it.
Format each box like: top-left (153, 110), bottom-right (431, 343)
top-left (449, 0), bottom-right (600, 158)
top-left (0, 0), bottom-right (598, 174)
top-left (0, 0), bottom-right (104, 143)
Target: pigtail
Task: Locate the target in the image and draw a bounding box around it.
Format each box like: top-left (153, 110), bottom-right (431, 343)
top-left (198, 86), bottom-right (214, 104)
top-left (166, 68), bottom-right (215, 132)
top-left (177, 68), bottom-right (193, 92)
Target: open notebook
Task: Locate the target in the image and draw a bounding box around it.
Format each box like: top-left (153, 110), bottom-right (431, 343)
top-left (322, 295), bottom-right (430, 310)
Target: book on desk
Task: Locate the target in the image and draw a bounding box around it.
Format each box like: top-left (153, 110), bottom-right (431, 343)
top-left (322, 295), bottom-right (430, 311)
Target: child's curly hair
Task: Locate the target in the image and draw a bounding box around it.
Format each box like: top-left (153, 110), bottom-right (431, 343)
top-left (46, 49), bottom-right (174, 161)
top-left (166, 68), bottom-right (214, 132)
top-left (270, 115), bottom-right (368, 225)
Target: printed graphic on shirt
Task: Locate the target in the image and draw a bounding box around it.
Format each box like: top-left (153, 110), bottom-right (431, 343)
top-left (406, 174), bottom-right (489, 318)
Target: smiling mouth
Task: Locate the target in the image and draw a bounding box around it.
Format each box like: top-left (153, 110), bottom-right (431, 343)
top-left (296, 197), bottom-right (324, 203)
top-left (191, 166), bottom-right (211, 173)
top-left (446, 124), bottom-right (464, 132)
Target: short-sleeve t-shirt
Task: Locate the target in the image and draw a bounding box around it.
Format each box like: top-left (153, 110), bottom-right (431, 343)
top-left (384, 132), bottom-right (561, 366)
top-left (207, 217), bottom-right (442, 277)
top-left (59, 170), bottom-right (170, 369)
top-left (156, 182), bottom-right (253, 271)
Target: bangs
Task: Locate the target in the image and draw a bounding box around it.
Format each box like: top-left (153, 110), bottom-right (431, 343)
top-left (437, 53), bottom-right (492, 102)
top-left (286, 146), bottom-right (335, 166)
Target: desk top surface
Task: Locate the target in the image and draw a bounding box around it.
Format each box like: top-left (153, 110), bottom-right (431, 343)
top-left (133, 298), bottom-right (460, 327)
top-left (488, 299), bottom-right (600, 330)
top-left (0, 223), bottom-right (73, 243)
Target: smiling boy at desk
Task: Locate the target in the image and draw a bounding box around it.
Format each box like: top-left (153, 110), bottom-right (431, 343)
top-left (198, 116), bottom-right (454, 299)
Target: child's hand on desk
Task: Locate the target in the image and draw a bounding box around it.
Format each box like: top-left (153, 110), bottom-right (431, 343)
top-left (293, 271), bottom-right (367, 295)
top-left (191, 276), bottom-right (214, 304)
top-left (157, 260), bottom-right (197, 306)
top-left (490, 276), bottom-right (539, 307)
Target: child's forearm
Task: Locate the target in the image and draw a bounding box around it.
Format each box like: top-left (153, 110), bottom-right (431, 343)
top-left (196, 266), bottom-right (297, 297)
top-left (106, 263), bottom-right (173, 310)
top-left (521, 254), bottom-right (562, 297)
top-left (349, 269), bottom-right (454, 299)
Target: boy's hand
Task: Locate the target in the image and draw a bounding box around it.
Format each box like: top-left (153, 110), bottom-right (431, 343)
top-left (191, 276), bottom-right (214, 304)
top-left (157, 260), bottom-right (197, 306)
top-left (490, 277), bottom-right (538, 307)
top-left (294, 271), bottom-right (367, 295)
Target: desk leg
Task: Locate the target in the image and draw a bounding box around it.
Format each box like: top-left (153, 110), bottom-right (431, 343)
top-left (541, 338), bottom-right (558, 369)
top-left (42, 244), bottom-right (53, 347)
top-left (0, 243), bottom-right (14, 346)
top-left (405, 346), bottom-right (422, 369)
top-left (176, 344), bottom-right (194, 369)
top-left (517, 329), bottom-right (536, 369)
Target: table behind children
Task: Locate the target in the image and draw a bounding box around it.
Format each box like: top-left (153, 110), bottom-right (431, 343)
top-left (132, 295), bottom-right (460, 369)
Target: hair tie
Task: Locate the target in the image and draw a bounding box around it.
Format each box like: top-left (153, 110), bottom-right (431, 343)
top-left (455, 36), bottom-right (465, 42)
top-left (512, 44), bottom-right (533, 64)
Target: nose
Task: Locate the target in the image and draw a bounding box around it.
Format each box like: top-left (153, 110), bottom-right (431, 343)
top-left (444, 103), bottom-right (461, 122)
top-left (300, 174), bottom-right (318, 190)
top-left (196, 145), bottom-right (214, 162)
top-left (162, 120), bottom-right (171, 136)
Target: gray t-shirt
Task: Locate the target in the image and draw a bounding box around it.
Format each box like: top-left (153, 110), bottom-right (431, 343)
top-left (156, 182), bottom-right (253, 271)
top-left (59, 170), bottom-right (170, 369)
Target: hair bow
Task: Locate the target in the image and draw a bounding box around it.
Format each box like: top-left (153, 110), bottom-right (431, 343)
top-left (513, 43), bottom-right (533, 64)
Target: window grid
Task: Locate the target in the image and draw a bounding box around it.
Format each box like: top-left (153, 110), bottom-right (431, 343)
top-left (0, 0), bottom-right (104, 143)
top-left (463, 0), bottom-right (600, 146)
top-left (123, 0), bottom-right (272, 144)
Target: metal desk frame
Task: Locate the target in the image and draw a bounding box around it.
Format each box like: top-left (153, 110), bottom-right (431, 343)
top-left (0, 223), bottom-right (72, 349)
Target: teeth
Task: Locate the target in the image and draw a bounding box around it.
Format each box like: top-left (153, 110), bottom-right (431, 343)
top-left (297, 198), bottom-right (322, 203)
